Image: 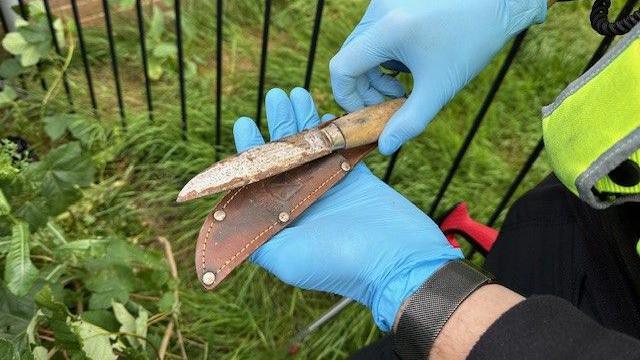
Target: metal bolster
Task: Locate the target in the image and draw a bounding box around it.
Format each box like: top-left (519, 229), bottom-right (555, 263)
top-left (320, 123), bottom-right (346, 150)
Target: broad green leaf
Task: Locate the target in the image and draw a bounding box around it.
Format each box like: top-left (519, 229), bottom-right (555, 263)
top-left (152, 42), bottom-right (176, 58)
top-left (18, 23), bottom-right (49, 44)
top-left (69, 320), bottom-right (117, 360)
top-left (67, 117), bottom-right (106, 146)
top-left (19, 46), bottom-right (41, 67)
top-left (32, 346), bottom-right (46, 360)
top-left (85, 268), bottom-right (132, 310)
top-left (0, 339), bottom-right (17, 360)
top-left (0, 283), bottom-right (36, 336)
top-left (112, 302), bottom-right (146, 350)
top-left (147, 6), bottom-right (165, 41)
top-left (44, 114), bottom-right (105, 146)
top-left (14, 200), bottom-right (48, 231)
top-left (43, 114), bottom-right (72, 141)
top-left (4, 222), bottom-right (38, 296)
top-left (0, 58), bottom-right (26, 79)
top-left (0, 86), bottom-right (18, 107)
top-left (81, 310), bottom-right (120, 332)
top-left (134, 306), bottom-right (148, 350)
top-left (34, 285), bottom-right (67, 320)
top-left (157, 292), bottom-right (174, 313)
top-left (0, 189), bottom-right (10, 215)
top-left (27, 1), bottom-right (46, 16)
top-left (14, 18), bottom-right (29, 29)
top-left (2, 33), bottom-right (28, 55)
top-left (29, 142), bottom-right (94, 215)
top-left (40, 142), bottom-right (94, 187)
top-left (112, 302), bottom-right (136, 347)
top-left (49, 318), bottom-right (83, 354)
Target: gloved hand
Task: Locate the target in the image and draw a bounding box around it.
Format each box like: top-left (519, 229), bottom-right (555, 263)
top-left (330, 0), bottom-right (547, 155)
top-left (233, 88), bottom-right (463, 331)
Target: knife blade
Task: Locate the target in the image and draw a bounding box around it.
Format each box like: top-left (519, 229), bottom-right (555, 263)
top-left (177, 98), bottom-right (404, 202)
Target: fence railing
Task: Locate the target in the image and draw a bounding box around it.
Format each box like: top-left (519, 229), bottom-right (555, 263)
top-left (2, 0), bottom-right (639, 344)
top-left (2, 0), bottom-right (638, 247)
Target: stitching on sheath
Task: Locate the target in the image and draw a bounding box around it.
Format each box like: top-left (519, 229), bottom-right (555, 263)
top-left (202, 165), bottom-right (347, 276)
top-left (215, 221), bottom-right (279, 274)
top-left (201, 186), bottom-right (246, 273)
top-left (222, 186), bottom-right (245, 209)
top-left (290, 169), bottom-right (342, 214)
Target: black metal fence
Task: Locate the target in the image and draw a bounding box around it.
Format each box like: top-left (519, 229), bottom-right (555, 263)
top-left (1, 0), bottom-right (638, 248)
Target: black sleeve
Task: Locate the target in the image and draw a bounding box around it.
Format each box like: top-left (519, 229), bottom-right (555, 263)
top-left (468, 295), bottom-right (640, 359)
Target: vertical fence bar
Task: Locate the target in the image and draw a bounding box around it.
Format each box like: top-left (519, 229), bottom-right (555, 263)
top-left (428, 30), bottom-right (529, 217)
top-left (0, 4), bottom-right (9, 34)
top-left (255, 0), bottom-right (272, 129)
top-left (13, 0), bottom-right (31, 91)
top-left (70, 0), bottom-right (99, 117)
top-left (303, 0), bottom-right (324, 90)
top-left (43, 0), bottom-right (74, 109)
top-left (485, 0), bottom-right (639, 227)
top-left (383, 148), bottom-right (402, 183)
top-left (135, 0), bottom-right (154, 122)
top-left (174, 0), bottom-right (188, 139)
top-left (17, 0), bottom-right (47, 91)
top-left (102, 0), bottom-right (126, 127)
top-left (215, 0), bottom-right (223, 155)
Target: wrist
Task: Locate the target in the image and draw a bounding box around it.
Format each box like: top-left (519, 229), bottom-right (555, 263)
top-left (373, 259), bottom-right (454, 332)
top-left (391, 261), bottom-right (494, 359)
top-left (430, 285), bottom-right (524, 359)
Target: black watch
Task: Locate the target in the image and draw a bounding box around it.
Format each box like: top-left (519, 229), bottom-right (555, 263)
top-left (392, 260), bottom-right (494, 360)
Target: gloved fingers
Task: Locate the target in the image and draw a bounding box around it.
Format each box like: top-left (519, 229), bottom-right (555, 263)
top-left (321, 114), bottom-right (336, 123)
top-left (378, 81), bottom-right (444, 155)
top-left (289, 87), bottom-right (321, 130)
top-left (233, 116), bottom-right (265, 153)
top-left (265, 88), bottom-right (297, 141)
top-left (249, 228), bottom-right (313, 288)
top-left (366, 68), bottom-right (405, 98)
top-left (330, 20), bottom-right (398, 112)
top-left (356, 75), bottom-right (386, 106)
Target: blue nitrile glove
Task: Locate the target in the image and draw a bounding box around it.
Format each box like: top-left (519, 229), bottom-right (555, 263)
top-left (330, 0), bottom-right (547, 155)
top-left (233, 88), bottom-right (463, 331)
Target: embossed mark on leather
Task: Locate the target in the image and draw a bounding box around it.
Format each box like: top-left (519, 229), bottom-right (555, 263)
top-left (263, 172), bottom-right (304, 203)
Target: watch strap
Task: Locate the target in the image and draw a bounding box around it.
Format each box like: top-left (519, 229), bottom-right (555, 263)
top-left (393, 260), bottom-right (493, 360)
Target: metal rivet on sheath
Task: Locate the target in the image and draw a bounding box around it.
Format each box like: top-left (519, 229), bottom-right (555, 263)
top-left (213, 210), bottom-right (226, 221)
top-left (202, 271), bottom-right (216, 285)
top-left (341, 162), bottom-right (351, 172)
top-left (278, 212), bottom-right (290, 223)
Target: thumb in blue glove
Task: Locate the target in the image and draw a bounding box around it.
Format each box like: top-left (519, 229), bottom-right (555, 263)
top-left (233, 87), bottom-right (463, 331)
top-left (330, 0), bottom-right (547, 155)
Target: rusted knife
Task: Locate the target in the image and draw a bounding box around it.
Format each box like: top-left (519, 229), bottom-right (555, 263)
top-left (177, 98), bottom-right (405, 202)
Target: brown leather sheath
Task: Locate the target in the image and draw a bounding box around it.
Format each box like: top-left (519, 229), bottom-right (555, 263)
top-left (194, 145), bottom-right (375, 290)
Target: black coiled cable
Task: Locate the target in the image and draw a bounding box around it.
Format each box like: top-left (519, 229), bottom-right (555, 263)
top-left (591, 0), bottom-right (640, 35)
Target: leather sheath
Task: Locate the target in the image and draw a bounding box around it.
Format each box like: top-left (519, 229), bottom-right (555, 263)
top-left (195, 144), bottom-right (375, 289)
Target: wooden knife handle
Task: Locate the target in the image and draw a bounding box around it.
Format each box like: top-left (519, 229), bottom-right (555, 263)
top-left (333, 98), bottom-right (405, 149)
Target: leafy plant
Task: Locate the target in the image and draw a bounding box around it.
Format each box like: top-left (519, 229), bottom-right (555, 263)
top-left (0, 112), bottom-right (177, 358)
top-left (1, 2), bottom-right (64, 69)
top-left (145, 6), bottom-right (196, 80)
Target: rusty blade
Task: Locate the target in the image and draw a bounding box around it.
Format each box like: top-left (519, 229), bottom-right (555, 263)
top-left (177, 128), bottom-right (335, 202)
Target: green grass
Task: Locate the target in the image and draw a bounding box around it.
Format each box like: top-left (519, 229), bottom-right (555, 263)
top-left (2, 0), bottom-right (631, 357)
